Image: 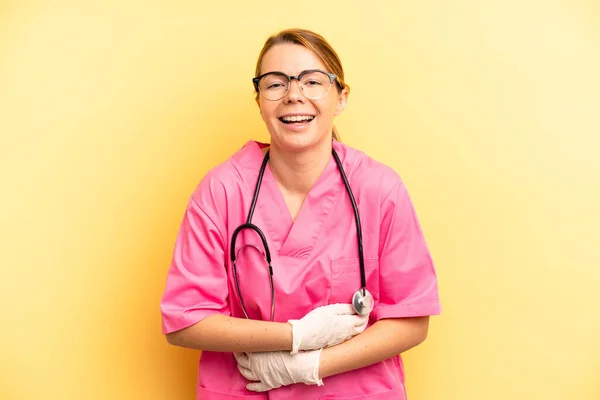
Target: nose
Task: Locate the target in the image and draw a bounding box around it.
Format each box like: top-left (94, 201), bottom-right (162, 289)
top-left (283, 78), bottom-right (305, 103)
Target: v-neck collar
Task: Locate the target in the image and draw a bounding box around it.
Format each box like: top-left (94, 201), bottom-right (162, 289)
top-left (243, 140), bottom-right (350, 259)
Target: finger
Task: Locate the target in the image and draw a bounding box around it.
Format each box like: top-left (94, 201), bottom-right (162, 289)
top-left (234, 352), bottom-right (250, 369)
top-left (246, 381), bottom-right (270, 392)
top-left (339, 315), bottom-right (368, 334)
top-left (323, 303), bottom-right (355, 315)
top-left (354, 317), bottom-right (368, 333)
top-left (237, 363), bottom-right (259, 381)
top-left (353, 314), bottom-right (369, 327)
top-left (339, 314), bottom-right (367, 327)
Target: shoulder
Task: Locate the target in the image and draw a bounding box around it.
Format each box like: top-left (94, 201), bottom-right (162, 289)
top-left (334, 140), bottom-right (404, 200)
top-left (189, 140), bottom-right (262, 220)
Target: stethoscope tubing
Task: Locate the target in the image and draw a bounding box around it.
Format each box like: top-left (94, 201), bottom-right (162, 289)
top-left (230, 147), bottom-right (369, 321)
top-left (331, 149), bottom-right (367, 293)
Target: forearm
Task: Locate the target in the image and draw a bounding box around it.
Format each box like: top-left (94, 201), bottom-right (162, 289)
top-left (166, 314), bottom-right (293, 352)
top-left (318, 316), bottom-right (430, 379)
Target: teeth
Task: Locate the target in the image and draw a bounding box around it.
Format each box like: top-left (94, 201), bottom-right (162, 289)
top-left (281, 115), bottom-right (314, 122)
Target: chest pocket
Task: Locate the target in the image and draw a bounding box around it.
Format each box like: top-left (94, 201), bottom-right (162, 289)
top-left (329, 257), bottom-right (379, 306)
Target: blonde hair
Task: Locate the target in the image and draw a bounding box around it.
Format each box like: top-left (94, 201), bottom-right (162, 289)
top-left (254, 28), bottom-right (348, 142)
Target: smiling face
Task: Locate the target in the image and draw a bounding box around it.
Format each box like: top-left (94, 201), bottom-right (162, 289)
top-left (256, 43), bottom-right (348, 152)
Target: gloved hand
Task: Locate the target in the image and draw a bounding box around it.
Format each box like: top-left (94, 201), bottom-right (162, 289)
top-left (288, 303), bottom-right (368, 354)
top-left (235, 349), bottom-right (323, 392)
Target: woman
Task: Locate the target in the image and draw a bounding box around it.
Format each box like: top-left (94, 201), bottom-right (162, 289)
top-left (161, 28), bottom-right (441, 399)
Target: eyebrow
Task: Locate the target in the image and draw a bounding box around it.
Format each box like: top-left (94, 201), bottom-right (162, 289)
top-left (256, 69), bottom-right (329, 78)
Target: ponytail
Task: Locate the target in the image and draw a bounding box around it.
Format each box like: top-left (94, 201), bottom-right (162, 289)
top-left (332, 126), bottom-right (341, 142)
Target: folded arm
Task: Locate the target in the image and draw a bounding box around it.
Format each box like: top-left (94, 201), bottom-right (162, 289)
top-left (235, 315), bottom-right (431, 392)
top-left (318, 316), bottom-right (430, 379)
top-left (166, 314), bottom-right (293, 352)
top-left (166, 304), bottom-right (368, 353)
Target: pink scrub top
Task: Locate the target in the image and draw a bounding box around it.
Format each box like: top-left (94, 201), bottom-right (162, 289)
top-left (161, 140), bottom-right (441, 400)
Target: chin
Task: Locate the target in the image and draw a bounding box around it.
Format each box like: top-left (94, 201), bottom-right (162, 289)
top-left (273, 132), bottom-right (328, 152)
top-left (278, 138), bottom-right (317, 153)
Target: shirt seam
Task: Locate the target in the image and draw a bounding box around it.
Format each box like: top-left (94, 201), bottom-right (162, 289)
top-left (189, 195), bottom-right (227, 245)
top-left (377, 301), bottom-right (439, 307)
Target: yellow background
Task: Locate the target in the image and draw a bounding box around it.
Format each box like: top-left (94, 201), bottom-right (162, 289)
top-left (1, 1), bottom-right (599, 399)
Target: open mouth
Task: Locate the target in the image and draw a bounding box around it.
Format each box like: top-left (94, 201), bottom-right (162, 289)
top-left (278, 115), bottom-right (315, 124)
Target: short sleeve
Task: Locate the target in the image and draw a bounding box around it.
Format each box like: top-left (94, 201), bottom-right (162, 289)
top-left (160, 195), bottom-right (230, 334)
top-left (371, 179), bottom-right (441, 322)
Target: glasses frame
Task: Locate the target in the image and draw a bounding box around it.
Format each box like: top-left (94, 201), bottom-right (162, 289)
top-left (252, 69), bottom-right (340, 101)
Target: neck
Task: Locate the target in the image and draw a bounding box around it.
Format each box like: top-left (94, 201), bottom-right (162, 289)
top-left (268, 141), bottom-right (333, 196)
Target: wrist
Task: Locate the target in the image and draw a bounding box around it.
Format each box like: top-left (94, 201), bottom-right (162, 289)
top-left (287, 320), bottom-right (301, 354)
top-left (317, 347), bottom-right (336, 380)
top-left (311, 349), bottom-right (324, 386)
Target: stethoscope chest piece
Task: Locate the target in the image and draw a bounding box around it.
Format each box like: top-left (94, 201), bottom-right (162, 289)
top-left (352, 288), bottom-right (374, 315)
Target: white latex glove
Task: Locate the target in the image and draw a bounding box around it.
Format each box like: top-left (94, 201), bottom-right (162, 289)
top-left (235, 350), bottom-right (323, 392)
top-left (288, 303), bottom-right (368, 354)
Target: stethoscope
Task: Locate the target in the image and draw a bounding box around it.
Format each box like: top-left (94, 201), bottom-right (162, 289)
top-left (230, 148), bottom-right (374, 322)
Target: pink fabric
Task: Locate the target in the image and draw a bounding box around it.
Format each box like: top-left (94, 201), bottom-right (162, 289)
top-left (160, 140), bottom-right (441, 399)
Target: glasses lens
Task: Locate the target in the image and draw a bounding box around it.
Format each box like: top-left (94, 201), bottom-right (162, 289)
top-left (300, 71), bottom-right (332, 99)
top-left (258, 73), bottom-right (289, 101)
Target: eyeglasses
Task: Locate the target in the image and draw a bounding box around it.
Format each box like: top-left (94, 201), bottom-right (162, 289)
top-left (253, 69), bottom-right (338, 101)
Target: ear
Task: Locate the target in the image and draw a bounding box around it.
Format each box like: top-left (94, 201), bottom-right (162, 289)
top-left (255, 96), bottom-right (266, 121)
top-left (334, 87), bottom-right (349, 116)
